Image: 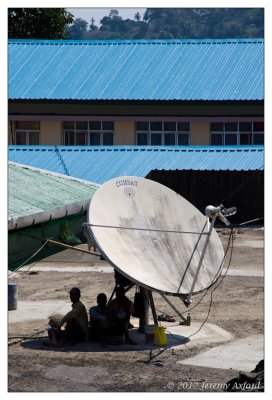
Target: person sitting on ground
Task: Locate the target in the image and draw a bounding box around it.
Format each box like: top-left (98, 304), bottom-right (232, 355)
top-left (49, 287), bottom-right (88, 345)
top-left (89, 293), bottom-right (109, 343)
top-left (107, 286), bottom-right (136, 344)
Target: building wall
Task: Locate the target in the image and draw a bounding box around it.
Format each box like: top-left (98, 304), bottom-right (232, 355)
top-left (114, 121), bottom-right (135, 145)
top-left (147, 169), bottom-right (264, 224)
top-left (190, 122), bottom-right (210, 145)
top-left (40, 121), bottom-right (61, 145)
top-left (8, 101), bottom-right (264, 146)
top-left (9, 118), bottom-right (214, 146)
top-left (8, 213), bottom-right (87, 265)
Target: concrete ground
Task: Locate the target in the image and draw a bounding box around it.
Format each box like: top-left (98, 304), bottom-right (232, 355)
top-left (8, 227), bottom-right (264, 392)
top-left (179, 334), bottom-right (263, 371)
top-left (9, 297), bottom-right (235, 350)
top-left (9, 234), bottom-right (263, 372)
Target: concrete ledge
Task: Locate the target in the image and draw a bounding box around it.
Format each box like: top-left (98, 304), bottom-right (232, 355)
top-left (178, 334), bottom-right (263, 372)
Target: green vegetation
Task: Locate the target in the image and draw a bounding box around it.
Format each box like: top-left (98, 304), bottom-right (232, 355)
top-left (68, 8), bottom-right (264, 40)
top-left (8, 8), bottom-right (263, 40)
top-left (8, 8), bottom-right (73, 39)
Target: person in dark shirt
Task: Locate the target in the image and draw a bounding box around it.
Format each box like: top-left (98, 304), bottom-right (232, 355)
top-left (107, 286), bottom-right (136, 344)
top-left (89, 293), bottom-right (109, 343)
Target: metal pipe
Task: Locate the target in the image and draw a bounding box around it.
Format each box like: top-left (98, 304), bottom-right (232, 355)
top-left (20, 232), bottom-right (100, 256)
top-left (160, 294), bottom-right (187, 323)
top-left (87, 223), bottom-right (209, 235)
top-left (148, 291), bottom-right (158, 326)
top-left (139, 287), bottom-right (150, 332)
top-left (187, 215), bottom-right (217, 304)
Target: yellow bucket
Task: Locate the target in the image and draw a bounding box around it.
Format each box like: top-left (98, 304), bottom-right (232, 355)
top-left (154, 326), bottom-right (167, 346)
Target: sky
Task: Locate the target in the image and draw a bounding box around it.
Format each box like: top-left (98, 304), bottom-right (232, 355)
top-left (68, 7), bottom-right (147, 25)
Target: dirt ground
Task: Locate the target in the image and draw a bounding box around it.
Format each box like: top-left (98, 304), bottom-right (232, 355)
top-left (8, 227), bottom-right (264, 392)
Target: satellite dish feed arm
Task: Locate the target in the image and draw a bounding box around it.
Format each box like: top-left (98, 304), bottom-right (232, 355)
top-left (185, 204), bottom-right (237, 305)
top-left (205, 204), bottom-right (237, 226)
top-left (185, 214), bottom-right (217, 305)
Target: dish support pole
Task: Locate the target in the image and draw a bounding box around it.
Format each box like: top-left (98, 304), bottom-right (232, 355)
top-left (186, 215), bottom-right (217, 305)
top-left (148, 291), bottom-right (159, 326)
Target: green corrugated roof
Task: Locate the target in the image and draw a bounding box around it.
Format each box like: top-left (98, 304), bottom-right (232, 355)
top-left (9, 163), bottom-right (98, 221)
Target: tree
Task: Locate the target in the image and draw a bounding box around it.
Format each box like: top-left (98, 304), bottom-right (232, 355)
top-left (143, 8), bottom-right (263, 39)
top-left (134, 12), bottom-right (141, 21)
top-left (109, 9), bottom-right (119, 19)
top-left (67, 18), bottom-right (88, 39)
top-left (8, 8), bottom-right (73, 39)
top-left (67, 8), bottom-right (264, 40)
top-left (90, 18), bottom-right (98, 31)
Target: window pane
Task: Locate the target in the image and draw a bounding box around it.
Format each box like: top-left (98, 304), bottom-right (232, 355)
top-left (253, 122), bottom-right (264, 132)
top-left (64, 131), bottom-right (74, 145)
top-left (137, 133), bottom-right (148, 145)
top-left (15, 132), bottom-right (26, 145)
top-left (29, 131), bottom-right (39, 145)
top-left (211, 133), bottom-right (223, 145)
top-left (75, 131), bottom-right (86, 145)
top-left (90, 132), bottom-right (100, 145)
top-left (89, 121), bottom-right (101, 130)
top-left (136, 121), bottom-right (149, 130)
top-left (240, 133), bottom-right (251, 145)
top-left (103, 132), bottom-right (113, 145)
top-left (15, 121), bottom-right (40, 130)
top-left (210, 122), bottom-right (223, 132)
top-left (253, 133), bottom-right (264, 145)
top-left (102, 121), bottom-right (114, 131)
top-left (225, 122), bottom-right (238, 132)
top-left (177, 122), bottom-right (190, 131)
top-left (164, 122), bottom-right (176, 131)
top-left (76, 121), bottom-right (88, 130)
top-left (239, 122), bottom-right (252, 132)
top-left (150, 122), bottom-right (162, 131)
top-left (151, 133), bottom-right (162, 145)
top-left (178, 133), bottom-right (189, 145)
top-left (165, 133), bottom-right (175, 145)
top-left (63, 121), bottom-right (75, 130)
top-left (225, 134), bottom-right (237, 145)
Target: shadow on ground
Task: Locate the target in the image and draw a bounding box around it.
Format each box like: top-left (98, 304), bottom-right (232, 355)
top-left (20, 328), bottom-right (190, 353)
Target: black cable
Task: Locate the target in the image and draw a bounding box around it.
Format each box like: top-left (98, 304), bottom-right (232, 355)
top-left (8, 328), bottom-right (48, 341)
top-left (8, 238), bottom-right (51, 279)
top-left (142, 227), bottom-right (235, 366)
top-left (144, 226), bottom-right (235, 321)
top-left (164, 228), bottom-right (235, 345)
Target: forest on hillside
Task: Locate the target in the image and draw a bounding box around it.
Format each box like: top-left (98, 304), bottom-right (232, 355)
top-left (67, 8), bottom-right (264, 40)
top-left (8, 8), bottom-right (264, 40)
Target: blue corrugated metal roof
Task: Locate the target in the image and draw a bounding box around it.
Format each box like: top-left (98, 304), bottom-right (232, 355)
top-left (8, 145), bottom-right (264, 184)
top-left (8, 39), bottom-right (264, 101)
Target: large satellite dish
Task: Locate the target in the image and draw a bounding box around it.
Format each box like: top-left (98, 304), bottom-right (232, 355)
top-left (87, 176), bottom-right (225, 297)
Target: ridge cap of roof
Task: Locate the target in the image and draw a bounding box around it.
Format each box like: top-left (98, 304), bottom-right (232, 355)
top-left (8, 145), bottom-right (264, 152)
top-left (9, 161), bottom-right (100, 187)
top-left (8, 38), bottom-right (264, 45)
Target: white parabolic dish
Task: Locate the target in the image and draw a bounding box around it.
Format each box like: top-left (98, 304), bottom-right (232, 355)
top-left (88, 176), bottom-right (225, 296)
